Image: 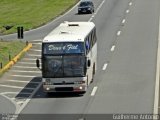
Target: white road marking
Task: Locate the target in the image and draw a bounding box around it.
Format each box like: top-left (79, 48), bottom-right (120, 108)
top-left (1, 92), bottom-right (19, 95)
top-left (23, 58), bottom-right (37, 60)
top-left (126, 9), bottom-right (130, 13)
top-left (18, 62), bottom-right (36, 64)
top-left (13, 66), bottom-right (37, 69)
top-left (0, 84), bottom-right (34, 90)
top-left (15, 82), bottom-right (42, 114)
top-left (79, 118), bottom-right (85, 120)
top-left (0, 94), bottom-right (19, 114)
top-left (7, 80), bottom-right (40, 84)
top-left (1, 92), bottom-right (31, 95)
top-left (0, 84), bottom-right (23, 89)
top-left (111, 45), bottom-right (115, 52)
top-left (102, 63), bottom-right (108, 70)
top-left (17, 93), bottom-right (31, 95)
top-left (5, 1), bottom-right (83, 117)
top-left (88, 0), bottom-right (105, 22)
top-left (32, 43), bottom-right (42, 45)
top-left (10, 70), bottom-right (41, 73)
top-left (122, 19), bottom-right (126, 24)
top-left (11, 97), bottom-right (24, 100)
top-left (30, 49), bottom-right (41, 52)
top-left (27, 54), bottom-right (41, 57)
top-left (17, 101), bottom-right (24, 105)
top-left (91, 86), bottom-right (98, 96)
top-left (11, 75), bottom-right (37, 78)
top-left (117, 31), bottom-right (121, 36)
top-left (153, 16), bottom-right (160, 116)
top-left (129, 2), bottom-right (132, 6)
top-left (31, 40), bottom-right (42, 42)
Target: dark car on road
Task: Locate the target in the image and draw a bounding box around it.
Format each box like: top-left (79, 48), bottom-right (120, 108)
top-left (78, 0), bottom-right (94, 14)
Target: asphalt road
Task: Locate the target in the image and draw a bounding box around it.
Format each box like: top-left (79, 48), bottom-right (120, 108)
top-left (0, 0), bottom-right (160, 120)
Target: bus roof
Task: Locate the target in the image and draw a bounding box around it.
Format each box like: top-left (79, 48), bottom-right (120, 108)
top-left (43, 21), bottom-right (95, 43)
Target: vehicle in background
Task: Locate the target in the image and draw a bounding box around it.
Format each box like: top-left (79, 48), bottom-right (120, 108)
top-left (78, 0), bottom-right (94, 14)
top-left (36, 21), bottom-right (97, 94)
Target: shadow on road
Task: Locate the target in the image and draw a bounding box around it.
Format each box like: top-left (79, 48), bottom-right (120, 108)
top-left (15, 77), bottom-right (84, 99)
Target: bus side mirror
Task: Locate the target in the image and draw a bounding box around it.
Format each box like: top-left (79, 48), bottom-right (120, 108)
top-left (87, 59), bottom-right (91, 67)
top-left (36, 59), bottom-right (40, 68)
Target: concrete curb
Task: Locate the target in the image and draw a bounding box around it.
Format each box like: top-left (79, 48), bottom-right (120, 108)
top-left (0, 43), bottom-right (32, 73)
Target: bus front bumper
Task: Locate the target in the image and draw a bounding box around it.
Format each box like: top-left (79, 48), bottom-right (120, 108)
top-left (43, 84), bottom-right (87, 93)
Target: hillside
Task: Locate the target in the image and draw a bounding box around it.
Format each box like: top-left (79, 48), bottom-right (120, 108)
top-left (0, 0), bottom-right (78, 35)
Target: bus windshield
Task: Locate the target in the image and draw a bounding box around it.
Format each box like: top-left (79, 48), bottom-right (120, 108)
top-left (42, 55), bottom-right (86, 78)
top-left (43, 42), bottom-right (84, 55)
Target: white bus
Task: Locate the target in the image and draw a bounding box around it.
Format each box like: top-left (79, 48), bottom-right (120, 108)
top-left (36, 21), bottom-right (97, 94)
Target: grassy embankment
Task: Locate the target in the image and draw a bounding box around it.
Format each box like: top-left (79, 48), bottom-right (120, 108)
top-left (0, 0), bottom-right (78, 75)
top-left (0, 0), bottom-right (78, 35)
top-left (0, 41), bottom-right (26, 76)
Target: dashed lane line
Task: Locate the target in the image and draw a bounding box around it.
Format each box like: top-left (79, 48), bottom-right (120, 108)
top-left (102, 63), bottom-right (108, 71)
top-left (126, 9), bottom-right (130, 13)
top-left (91, 86), bottom-right (98, 96)
top-left (88, 0), bottom-right (105, 22)
top-left (122, 19), bottom-right (126, 24)
top-left (111, 45), bottom-right (115, 52)
top-left (117, 31), bottom-right (121, 36)
top-left (129, 2), bottom-right (132, 6)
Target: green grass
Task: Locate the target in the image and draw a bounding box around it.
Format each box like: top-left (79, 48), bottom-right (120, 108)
top-left (0, 40), bottom-right (26, 67)
top-left (0, 0), bottom-right (79, 35)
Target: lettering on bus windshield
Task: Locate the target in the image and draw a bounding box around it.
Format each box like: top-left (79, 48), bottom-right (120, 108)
top-left (43, 42), bottom-right (84, 54)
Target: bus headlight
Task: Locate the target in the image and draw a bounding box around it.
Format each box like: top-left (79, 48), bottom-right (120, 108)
top-left (79, 86), bottom-right (83, 90)
top-left (46, 87), bottom-right (50, 91)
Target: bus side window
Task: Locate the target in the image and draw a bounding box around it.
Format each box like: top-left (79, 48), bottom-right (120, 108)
top-left (85, 38), bottom-right (90, 54)
top-left (91, 31), bottom-right (94, 47)
top-left (93, 29), bottom-right (96, 45)
top-left (89, 33), bottom-right (92, 49)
